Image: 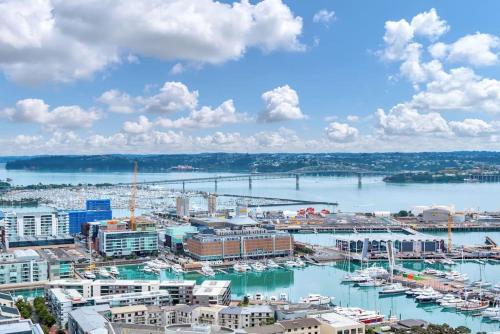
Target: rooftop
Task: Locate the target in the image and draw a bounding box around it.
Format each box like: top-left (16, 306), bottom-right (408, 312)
top-left (69, 307), bottom-right (109, 333)
top-left (111, 305), bottom-right (148, 314)
top-left (278, 318), bottom-right (322, 330)
top-left (315, 312), bottom-right (362, 328)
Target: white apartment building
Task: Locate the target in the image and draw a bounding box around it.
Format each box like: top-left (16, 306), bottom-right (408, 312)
top-left (193, 280), bottom-right (231, 306)
top-left (2, 211), bottom-right (69, 238)
top-left (0, 249), bottom-right (48, 286)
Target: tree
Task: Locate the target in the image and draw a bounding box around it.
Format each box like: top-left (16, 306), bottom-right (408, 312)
top-left (397, 210), bottom-right (409, 217)
top-left (241, 296), bottom-right (249, 305)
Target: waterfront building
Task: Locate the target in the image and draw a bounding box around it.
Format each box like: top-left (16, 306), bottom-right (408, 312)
top-left (5, 235), bottom-right (75, 250)
top-left (69, 199), bottom-right (113, 234)
top-left (0, 319), bottom-right (44, 334)
top-left (176, 196), bottom-right (190, 217)
top-left (422, 205), bottom-right (454, 223)
top-left (0, 249), bottom-right (48, 286)
top-left (48, 288), bottom-right (172, 326)
top-left (98, 229), bottom-right (158, 257)
top-left (193, 280), bottom-right (232, 306)
top-left (186, 228), bottom-right (293, 261)
top-left (314, 312), bottom-right (365, 334)
top-left (1, 210), bottom-right (69, 239)
top-left (334, 233), bottom-right (446, 255)
top-left (38, 249), bottom-right (75, 280)
top-left (219, 305), bottom-right (274, 329)
top-left (46, 279), bottom-right (198, 304)
top-left (165, 225), bottom-right (199, 253)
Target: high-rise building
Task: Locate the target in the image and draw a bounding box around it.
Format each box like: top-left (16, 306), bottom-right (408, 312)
top-left (68, 199), bottom-right (113, 234)
top-left (176, 196), bottom-right (190, 217)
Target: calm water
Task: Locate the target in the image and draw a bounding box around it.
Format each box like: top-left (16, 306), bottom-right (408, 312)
top-left (2, 165), bottom-right (500, 212)
top-left (2, 166), bottom-right (500, 332)
top-left (103, 261), bottom-right (500, 333)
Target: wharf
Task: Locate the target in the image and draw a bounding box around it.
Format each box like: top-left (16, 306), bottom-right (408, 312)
top-left (276, 225), bottom-right (404, 233)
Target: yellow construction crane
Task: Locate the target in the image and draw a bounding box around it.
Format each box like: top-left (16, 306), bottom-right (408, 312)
top-left (129, 160), bottom-right (138, 230)
top-left (447, 212), bottom-right (453, 253)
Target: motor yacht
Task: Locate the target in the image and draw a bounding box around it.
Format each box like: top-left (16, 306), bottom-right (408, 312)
top-left (98, 268), bottom-right (111, 278)
top-left (299, 294), bottom-right (333, 305)
top-left (251, 262), bottom-right (267, 272)
top-left (233, 262), bottom-right (251, 272)
top-left (439, 295), bottom-right (464, 309)
top-left (343, 273), bottom-right (371, 283)
top-left (357, 279), bottom-right (384, 287)
top-left (143, 266), bottom-right (153, 273)
top-left (201, 265), bottom-right (215, 277)
top-left (379, 283), bottom-right (409, 296)
top-left (445, 271), bottom-right (469, 282)
top-left (171, 264), bottom-right (185, 274)
top-left (266, 259), bottom-right (280, 269)
top-left (415, 289), bottom-right (443, 303)
top-left (481, 306), bottom-right (500, 318)
top-left (333, 307), bottom-right (385, 324)
top-left (83, 271), bottom-right (96, 279)
top-left (109, 266), bottom-right (119, 276)
top-left (295, 259), bottom-right (306, 267)
top-left (284, 260), bottom-right (298, 268)
top-left (424, 259), bottom-right (436, 264)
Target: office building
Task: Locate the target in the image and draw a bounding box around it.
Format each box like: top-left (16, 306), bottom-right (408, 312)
top-left (69, 199), bottom-right (113, 234)
top-left (186, 228), bottom-right (293, 261)
top-left (98, 229), bottom-right (158, 257)
top-left (1, 210), bottom-right (69, 239)
top-left (0, 249), bottom-right (48, 286)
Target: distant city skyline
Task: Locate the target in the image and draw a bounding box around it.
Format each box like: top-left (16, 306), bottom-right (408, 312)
top-left (1, 0), bottom-right (500, 154)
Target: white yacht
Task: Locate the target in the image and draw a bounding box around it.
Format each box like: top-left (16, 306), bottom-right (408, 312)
top-left (83, 271), bottom-right (96, 279)
top-left (98, 268), bottom-right (111, 278)
top-left (201, 265), bottom-right (215, 277)
top-left (295, 259), bottom-right (306, 267)
top-left (362, 266), bottom-right (389, 278)
top-left (415, 289), bottom-right (443, 303)
top-left (284, 260), bottom-right (298, 268)
top-left (333, 307), bottom-right (385, 325)
top-left (343, 273), bottom-right (371, 283)
top-left (357, 279), bottom-right (384, 287)
top-left (379, 283), bottom-right (409, 296)
top-left (233, 262), bottom-right (251, 272)
top-left (445, 271), bottom-right (469, 282)
top-left (439, 295), bottom-right (465, 309)
top-left (482, 306), bottom-right (500, 318)
top-left (143, 266), bottom-right (153, 273)
top-left (251, 262), bottom-right (267, 272)
top-left (424, 259), bottom-right (436, 265)
top-left (299, 294), bottom-right (333, 305)
top-left (109, 266), bottom-right (119, 276)
top-left (171, 264), bottom-right (185, 274)
top-left (266, 259), bottom-right (280, 269)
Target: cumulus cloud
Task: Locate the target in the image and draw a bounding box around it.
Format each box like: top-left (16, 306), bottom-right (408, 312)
top-left (99, 82), bottom-right (199, 114)
top-left (0, 0), bottom-right (303, 85)
top-left (122, 115), bottom-right (153, 134)
top-left (14, 134), bottom-right (42, 146)
top-left (410, 8), bottom-right (449, 40)
top-left (346, 115), bottom-right (359, 122)
top-left (449, 118), bottom-right (496, 137)
top-left (441, 33), bottom-right (499, 67)
top-left (259, 85), bottom-right (305, 122)
top-left (1, 98), bottom-right (100, 129)
top-left (156, 100), bottom-right (246, 129)
top-left (375, 104), bottom-right (450, 136)
top-left (325, 122), bottom-right (359, 142)
top-left (313, 10), bottom-right (335, 26)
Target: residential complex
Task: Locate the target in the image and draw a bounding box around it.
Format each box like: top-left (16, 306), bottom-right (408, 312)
top-left (98, 229), bottom-right (158, 257)
top-left (0, 250), bottom-right (48, 286)
top-left (1, 210), bottom-right (69, 239)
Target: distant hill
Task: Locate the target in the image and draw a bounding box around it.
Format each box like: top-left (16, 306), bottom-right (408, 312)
top-left (4, 152), bottom-right (500, 173)
top-left (0, 156), bottom-right (33, 163)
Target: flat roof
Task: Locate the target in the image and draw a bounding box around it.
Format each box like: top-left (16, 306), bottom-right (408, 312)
top-left (69, 307), bottom-right (108, 333)
top-left (335, 232), bottom-right (445, 242)
top-left (111, 305), bottom-right (148, 314)
top-left (278, 318), bottom-right (322, 330)
top-left (315, 312), bottom-right (362, 328)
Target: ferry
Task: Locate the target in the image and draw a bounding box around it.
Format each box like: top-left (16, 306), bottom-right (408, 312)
top-left (299, 294), bottom-right (333, 305)
top-left (379, 283), bottom-right (409, 296)
top-left (83, 271), bottom-right (96, 279)
top-left (333, 307), bottom-right (385, 325)
top-left (201, 265), bottom-right (215, 277)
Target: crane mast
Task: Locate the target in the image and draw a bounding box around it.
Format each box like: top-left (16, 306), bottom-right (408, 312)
top-left (129, 161), bottom-right (138, 230)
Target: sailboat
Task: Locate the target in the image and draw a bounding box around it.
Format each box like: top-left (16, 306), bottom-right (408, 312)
top-left (379, 240), bottom-right (409, 296)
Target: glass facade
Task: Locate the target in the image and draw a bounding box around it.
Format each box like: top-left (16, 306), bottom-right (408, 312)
top-left (99, 230), bottom-right (158, 257)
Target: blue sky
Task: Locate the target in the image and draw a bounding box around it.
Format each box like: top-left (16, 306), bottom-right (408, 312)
top-left (1, 0), bottom-right (500, 154)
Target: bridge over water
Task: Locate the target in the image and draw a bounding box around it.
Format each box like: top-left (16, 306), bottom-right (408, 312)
top-left (118, 168), bottom-right (399, 192)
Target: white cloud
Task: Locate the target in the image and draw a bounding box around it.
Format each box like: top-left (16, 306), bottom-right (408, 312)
top-left (122, 115), bottom-right (153, 134)
top-left (346, 115), bottom-right (359, 122)
top-left (325, 122), bottom-right (359, 142)
top-left (99, 82), bottom-right (199, 114)
top-left (313, 9), bottom-right (335, 26)
top-left (139, 82), bottom-right (199, 114)
top-left (97, 89), bottom-right (135, 114)
top-left (449, 118), bottom-right (496, 137)
top-left (2, 98), bottom-right (100, 129)
top-left (445, 33), bottom-right (499, 67)
top-left (170, 63), bottom-right (185, 75)
top-left (375, 104), bottom-right (450, 136)
top-left (259, 85), bottom-right (305, 122)
top-left (0, 0), bottom-right (303, 85)
top-left (157, 100), bottom-right (246, 129)
top-left (381, 19), bottom-right (414, 61)
top-left (13, 134), bottom-right (42, 146)
top-left (410, 8), bottom-right (449, 40)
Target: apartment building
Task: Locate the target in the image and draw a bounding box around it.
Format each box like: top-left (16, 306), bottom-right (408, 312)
top-left (0, 250), bottom-right (48, 286)
top-left (98, 229), bottom-right (159, 257)
top-left (193, 280), bottom-right (232, 306)
top-left (219, 305), bottom-right (274, 329)
top-left (2, 210), bottom-right (69, 239)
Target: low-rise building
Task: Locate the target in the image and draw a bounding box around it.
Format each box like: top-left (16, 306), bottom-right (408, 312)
top-left (278, 318), bottom-right (322, 334)
top-left (68, 306), bottom-right (112, 334)
top-left (219, 305), bottom-right (274, 329)
top-left (314, 312), bottom-right (365, 334)
top-left (193, 280), bottom-right (231, 306)
top-left (0, 319), bottom-right (44, 334)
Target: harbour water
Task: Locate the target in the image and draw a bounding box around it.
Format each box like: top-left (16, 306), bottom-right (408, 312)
top-left (1, 166), bottom-right (500, 332)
